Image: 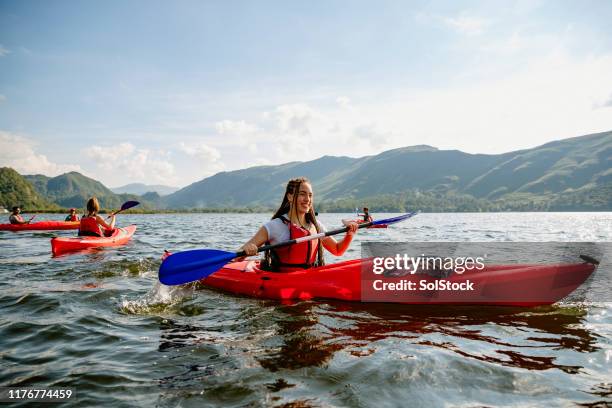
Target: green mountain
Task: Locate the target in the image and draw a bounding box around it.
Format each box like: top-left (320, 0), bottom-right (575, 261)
top-left (163, 156), bottom-right (357, 208)
top-left (0, 167), bottom-right (58, 211)
top-left (23, 172), bottom-right (145, 210)
top-left (111, 183), bottom-right (178, 196)
top-left (163, 131), bottom-right (612, 211)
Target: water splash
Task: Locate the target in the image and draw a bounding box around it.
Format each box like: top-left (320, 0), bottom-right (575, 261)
top-left (120, 281), bottom-right (197, 315)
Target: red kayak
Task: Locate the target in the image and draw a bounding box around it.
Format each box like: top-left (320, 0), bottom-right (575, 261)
top-left (51, 225), bottom-right (137, 255)
top-left (200, 258), bottom-right (597, 306)
top-left (0, 221), bottom-right (80, 232)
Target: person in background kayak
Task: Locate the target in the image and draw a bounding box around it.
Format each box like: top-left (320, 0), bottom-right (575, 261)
top-left (362, 207), bottom-right (373, 223)
top-left (78, 197), bottom-right (115, 237)
top-left (239, 177), bottom-right (359, 272)
top-left (9, 206), bottom-right (28, 225)
top-left (65, 208), bottom-right (79, 222)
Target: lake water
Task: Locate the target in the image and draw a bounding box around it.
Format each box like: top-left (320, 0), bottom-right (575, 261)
top-left (0, 212), bottom-right (611, 407)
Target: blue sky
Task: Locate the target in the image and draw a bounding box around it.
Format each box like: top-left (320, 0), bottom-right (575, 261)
top-left (1, 0), bottom-right (611, 187)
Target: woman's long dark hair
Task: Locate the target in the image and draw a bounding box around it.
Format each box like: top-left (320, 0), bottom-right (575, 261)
top-left (265, 177), bottom-right (325, 267)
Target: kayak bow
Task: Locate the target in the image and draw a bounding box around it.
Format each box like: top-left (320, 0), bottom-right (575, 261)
top-left (51, 225), bottom-right (137, 255)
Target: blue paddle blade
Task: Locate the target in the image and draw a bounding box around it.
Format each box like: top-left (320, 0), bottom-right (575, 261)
top-left (159, 249), bottom-right (238, 285)
top-left (120, 201), bottom-right (140, 211)
top-left (372, 211), bottom-right (418, 226)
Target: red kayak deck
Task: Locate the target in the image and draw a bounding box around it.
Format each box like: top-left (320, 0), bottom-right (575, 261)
top-left (200, 258), bottom-right (596, 306)
top-left (51, 225), bottom-right (137, 255)
top-left (0, 221), bottom-right (80, 232)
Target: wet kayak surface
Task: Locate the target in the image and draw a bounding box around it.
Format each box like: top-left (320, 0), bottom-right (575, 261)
top-left (0, 212), bottom-right (611, 407)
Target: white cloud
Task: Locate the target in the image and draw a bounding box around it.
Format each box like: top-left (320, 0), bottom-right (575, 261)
top-left (0, 95), bottom-right (6, 102)
top-left (442, 14), bottom-right (490, 36)
top-left (0, 45), bottom-right (10, 57)
top-left (353, 124), bottom-right (393, 148)
top-left (215, 120), bottom-right (259, 136)
top-left (0, 131), bottom-right (82, 175)
top-left (336, 96), bottom-right (352, 108)
top-left (177, 141), bottom-right (225, 177)
top-left (416, 12), bottom-right (491, 36)
top-left (213, 120), bottom-right (260, 154)
top-left (85, 142), bottom-right (178, 185)
top-left (88, 143), bottom-right (135, 164)
top-left (178, 141), bottom-right (221, 161)
top-left (270, 103), bottom-right (319, 136)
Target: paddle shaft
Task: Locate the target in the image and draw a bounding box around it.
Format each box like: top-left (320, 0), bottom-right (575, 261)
top-left (234, 220), bottom-right (375, 257)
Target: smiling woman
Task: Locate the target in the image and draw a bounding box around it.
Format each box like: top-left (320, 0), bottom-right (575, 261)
top-left (239, 177), bottom-right (359, 271)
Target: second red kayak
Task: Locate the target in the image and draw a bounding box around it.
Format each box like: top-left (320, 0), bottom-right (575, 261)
top-left (0, 221), bottom-right (80, 232)
top-left (352, 219), bottom-right (388, 229)
top-left (199, 257), bottom-right (597, 306)
top-left (51, 225), bottom-right (137, 255)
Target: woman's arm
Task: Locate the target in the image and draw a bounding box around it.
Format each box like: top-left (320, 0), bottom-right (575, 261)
top-left (239, 226), bottom-right (269, 256)
top-left (95, 214), bottom-right (116, 230)
top-left (321, 222), bottom-right (358, 256)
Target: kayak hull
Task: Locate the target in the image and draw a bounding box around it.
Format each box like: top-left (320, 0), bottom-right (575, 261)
top-left (200, 258), bottom-right (596, 306)
top-left (0, 221), bottom-right (80, 232)
top-left (51, 225), bottom-right (137, 255)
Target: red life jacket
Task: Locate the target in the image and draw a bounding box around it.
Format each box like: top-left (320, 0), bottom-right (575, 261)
top-left (79, 216), bottom-right (102, 237)
top-left (269, 216), bottom-right (320, 272)
top-left (66, 215), bottom-right (78, 222)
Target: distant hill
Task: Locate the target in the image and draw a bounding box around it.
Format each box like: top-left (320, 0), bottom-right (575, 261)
top-left (162, 131), bottom-right (612, 211)
top-left (163, 155), bottom-right (357, 208)
top-left (23, 172), bottom-right (148, 210)
top-left (0, 167), bottom-right (58, 210)
top-left (111, 183), bottom-right (178, 196)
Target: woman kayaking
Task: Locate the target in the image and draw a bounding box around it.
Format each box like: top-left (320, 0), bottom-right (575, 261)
top-left (78, 197), bottom-right (115, 237)
top-left (65, 208), bottom-right (79, 222)
top-left (239, 177), bottom-right (359, 272)
top-left (8, 206), bottom-right (29, 225)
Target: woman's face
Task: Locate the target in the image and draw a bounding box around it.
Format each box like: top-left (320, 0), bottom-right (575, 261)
top-left (288, 182), bottom-right (313, 215)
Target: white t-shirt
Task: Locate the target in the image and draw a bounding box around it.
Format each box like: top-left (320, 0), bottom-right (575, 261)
top-left (263, 216), bottom-right (327, 245)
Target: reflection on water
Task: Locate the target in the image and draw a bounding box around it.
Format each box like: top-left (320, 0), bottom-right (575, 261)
top-left (258, 302), bottom-right (599, 373)
top-left (257, 304), bottom-right (344, 372)
top-left (144, 294), bottom-right (612, 406)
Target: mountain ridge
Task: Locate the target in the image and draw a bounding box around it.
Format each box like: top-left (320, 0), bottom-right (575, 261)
top-left (111, 183), bottom-right (179, 196)
top-left (2, 131), bottom-right (610, 212)
top-left (161, 130), bottom-right (612, 211)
